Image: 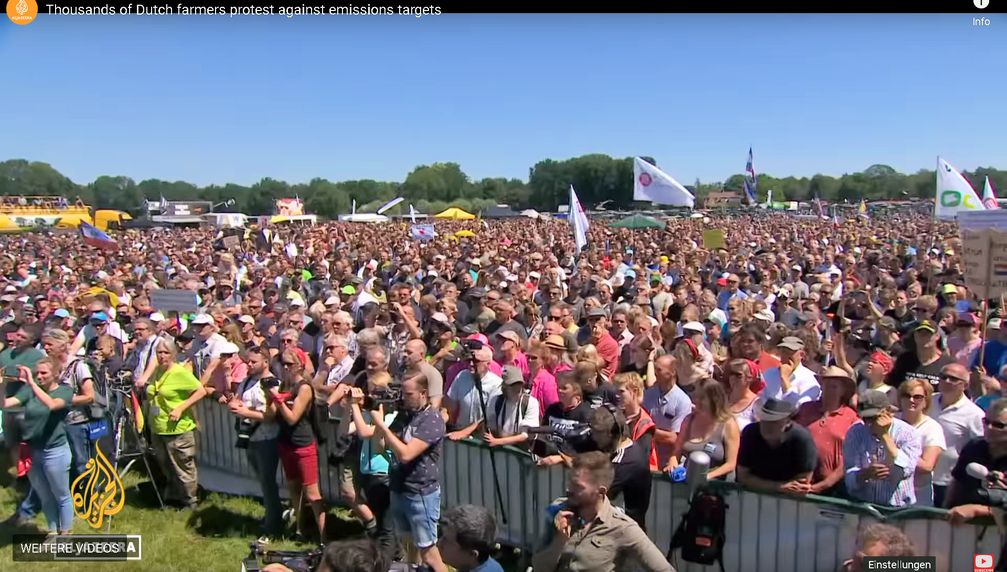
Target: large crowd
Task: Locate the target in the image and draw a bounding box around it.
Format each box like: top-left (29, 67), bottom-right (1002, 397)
top-left (0, 211), bottom-right (1002, 572)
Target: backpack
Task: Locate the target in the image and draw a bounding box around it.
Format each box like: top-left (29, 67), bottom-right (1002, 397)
top-left (667, 487), bottom-right (728, 572)
top-left (306, 385), bottom-right (329, 446)
top-left (492, 393), bottom-right (529, 434)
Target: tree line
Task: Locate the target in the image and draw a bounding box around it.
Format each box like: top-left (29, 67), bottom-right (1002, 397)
top-left (1, 157), bottom-right (1005, 218)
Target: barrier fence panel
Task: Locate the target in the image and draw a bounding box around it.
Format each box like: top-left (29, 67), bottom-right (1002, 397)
top-left (192, 402), bottom-right (1004, 572)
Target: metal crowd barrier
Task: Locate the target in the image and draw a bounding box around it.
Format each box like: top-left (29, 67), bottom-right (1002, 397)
top-left (192, 401), bottom-right (1003, 571)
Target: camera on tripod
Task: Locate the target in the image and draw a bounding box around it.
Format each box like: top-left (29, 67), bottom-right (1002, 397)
top-left (526, 422), bottom-right (594, 457)
top-left (459, 338), bottom-right (484, 360)
top-left (109, 369), bottom-right (135, 392)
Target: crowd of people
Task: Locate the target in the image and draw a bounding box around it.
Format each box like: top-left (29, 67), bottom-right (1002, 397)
top-left (0, 210), bottom-right (1003, 572)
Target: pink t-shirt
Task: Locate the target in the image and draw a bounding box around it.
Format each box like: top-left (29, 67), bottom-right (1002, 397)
top-left (502, 351), bottom-right (530, 379)
top-left (530, 368), bottom-right (559, 414)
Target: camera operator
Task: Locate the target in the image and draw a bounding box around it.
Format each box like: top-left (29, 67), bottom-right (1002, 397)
top-left (535, 372), bottom-right (594, 467)
top-left (531, 451), bottom-right (672, 572)
top-left (345, 372), bottom-right (398, 559)
top-left (438, 504), bottom-right (504, 572)
top-left (370, 375), bottom-right (448, 572)
top-left (945, 399), bottom-right (1007, 523)
top-left (124, 318), bottom-right (161, 386)
top-left (588, 404), bottom-right (653, 531)
top-left (228, 346), bottom-right (283, 544)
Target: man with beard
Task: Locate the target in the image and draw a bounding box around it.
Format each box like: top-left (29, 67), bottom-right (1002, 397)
top-left (531, 451), bottom-right (672, 572)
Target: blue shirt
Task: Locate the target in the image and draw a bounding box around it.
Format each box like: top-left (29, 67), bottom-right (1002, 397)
top-left (471, 557), bottom-right (504, 572)
top-left (972, 339), bottom-right (1007, 374)
top-left (843, 417), bottom-right (922, 507)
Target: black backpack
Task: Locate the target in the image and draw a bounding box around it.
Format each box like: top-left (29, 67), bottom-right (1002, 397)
top-left (667, 487), bottom-right (728, 572)
top-left (307, 385), bottom-right (329, 446)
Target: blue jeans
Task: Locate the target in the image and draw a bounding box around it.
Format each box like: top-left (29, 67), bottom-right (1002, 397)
top-left (246, 439), bottom-right (283, 536)
top-left (65, 422), bottom-right (94, 481)
top-left (16, 487), bottom-right (41, 519)
top-left (389, 489), bottom-right (441, 549)
top-left (28, 442), bottom-right (73, 532)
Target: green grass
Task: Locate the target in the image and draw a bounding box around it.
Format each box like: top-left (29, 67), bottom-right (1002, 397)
top-left (0, 474), bottom-right (529, 571)
top-left (0, 473), bottom-right (352, 572)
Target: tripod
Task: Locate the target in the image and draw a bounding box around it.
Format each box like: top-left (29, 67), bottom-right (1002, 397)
top-left (105, 386), bottom-right (164, 531)
top-left (469, 354), bottom-right (508, 526)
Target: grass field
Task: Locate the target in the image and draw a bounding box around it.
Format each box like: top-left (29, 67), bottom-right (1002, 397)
top-left (0, 473), bottom-right (528, 572)
top-left (0, 472), bottom-right (357, 572)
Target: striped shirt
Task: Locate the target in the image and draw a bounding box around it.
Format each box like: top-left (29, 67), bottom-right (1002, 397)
top-left (843, 417), bottom-right (922, 507)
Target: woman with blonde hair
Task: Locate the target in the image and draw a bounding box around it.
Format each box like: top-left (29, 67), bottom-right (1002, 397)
top-left (135, 337), bottom-right (206, 509)
top-left (665, 379), bottom-right (740, 480)
top-left (612, 372), bottom-right (658, 471)
top-left (268, 349), bottom-right (326, 541)
top-left (724, 358), bottom-right (761, 432)
top-left (896, 379), bottom-right (946, 506)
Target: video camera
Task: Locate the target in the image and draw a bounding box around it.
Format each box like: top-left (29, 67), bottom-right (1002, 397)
top-left (526, 422), bottom-right (595, 457)
top-left (241, 542), bottom-right (421, 572)
top-left (364, 384), bottom-right (402, 412)
top-left (108, 369), bottom-right (135, 392)
top-left (966, 462), bottom-right (1007, 508)
top-left (459, 338), bottom-right (484, 360)
top-left (242, 543), bottom-right (323, 572)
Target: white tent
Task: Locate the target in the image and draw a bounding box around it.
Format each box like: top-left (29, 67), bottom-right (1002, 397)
top-left (520, 209), bottom-right (541, 219)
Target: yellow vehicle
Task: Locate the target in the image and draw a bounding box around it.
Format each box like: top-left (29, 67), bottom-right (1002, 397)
top-left (0, 196), bottom-right (131, 232)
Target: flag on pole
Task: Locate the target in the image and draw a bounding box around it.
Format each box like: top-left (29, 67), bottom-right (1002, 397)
top-left (80, 222), bottom-right (118, 250)
top-left (376, 196), bottom-right (405, 215)
top-left (410, 224), bottom-right (436, 241)
top-left (131, 392), bottom-right (145, 433)
top-left (935, 157), bottom-right (985, 219)
top-left (569, 185), bottom-right (590, 254)
top-left (159, 195), bottom-right (168, 212)
top-left (858, 199), bottom-right (869, 218)
top-left (633, 158), bottom-right (695, 207)
top-left (408, 204), bottom-right (418, 223)
top-left (982, 176), bottom-right (1000, 210)
top-left (743, 147), bottom-right (758, 205)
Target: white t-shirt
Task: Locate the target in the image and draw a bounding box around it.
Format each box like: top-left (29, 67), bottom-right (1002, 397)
top-left (487, 393), bottom-right (541, 437)
top-left (447, 370), bottom-right (502, 427)
top-left (237, 376), bottom-right (279, 442)
top-left (762, 364), bottom-right (822, 407)
top-left (325, 356), bottom-right (355, 386)
top-left (930, 394), bottom-right (985, 487)
top-left (900, 414), bottom-right (947, 506)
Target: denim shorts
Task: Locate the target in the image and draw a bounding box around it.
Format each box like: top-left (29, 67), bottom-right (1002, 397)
top-left (389, 489), bottom-right (440, 548)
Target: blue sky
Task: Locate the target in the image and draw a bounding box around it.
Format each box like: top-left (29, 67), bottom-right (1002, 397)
top-left (2, 14), bottom-right (1004, 187)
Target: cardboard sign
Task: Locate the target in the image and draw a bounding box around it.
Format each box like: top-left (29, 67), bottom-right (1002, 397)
top-left (703, 229), bottom-right (726, 250)
top-left (959, 211), bottom-right (1007, 299)
top-left (150, 289), bottom-right (199, 313)
top-left (222, 235), bottom-right (240, 249)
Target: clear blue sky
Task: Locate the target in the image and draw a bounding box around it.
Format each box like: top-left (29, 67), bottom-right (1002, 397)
top-left (2, 14), bottom-right (1004, 187)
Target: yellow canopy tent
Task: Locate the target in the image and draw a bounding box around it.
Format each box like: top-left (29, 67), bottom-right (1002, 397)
top-left (434, 207), bottom-right (475, 220)
top-left (454, 230), bottom-right (476, 238)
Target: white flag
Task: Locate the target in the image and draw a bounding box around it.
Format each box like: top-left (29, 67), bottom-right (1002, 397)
top-left (936, 157), bottom-right (985, 219)
top-left (983, 176), bottom-right (1000, 210)
top-left (633, 157), bottom-right (695, 208)
top-left (569, 185), bottom-right (590, 254)
top-left (409, 204), bottom-right (418, 223)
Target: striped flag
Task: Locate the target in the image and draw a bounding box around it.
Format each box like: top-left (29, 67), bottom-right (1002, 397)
top-left (743, 147), bottom-right (758, 205)
top-left (131, 392), bottom-right (145, 433)
top-left (80, 222), bottom-right (117, 250)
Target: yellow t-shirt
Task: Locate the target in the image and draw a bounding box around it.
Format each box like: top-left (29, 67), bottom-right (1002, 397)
top-left (146, 364), bottom-right (201, 435)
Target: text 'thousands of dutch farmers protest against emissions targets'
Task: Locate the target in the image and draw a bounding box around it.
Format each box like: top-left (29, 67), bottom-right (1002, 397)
top-left (43, 4), bottom-right (442, 18)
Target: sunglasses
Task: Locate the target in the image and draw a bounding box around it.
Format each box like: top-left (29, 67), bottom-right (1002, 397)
top-left (940, 373), bottom-right (968, 383)
top-left (901, 393), bottom-right (926, 401)
top-left (987, 419), bottom-right (1007, 430)
top-left (548, 315), bottom-right (562, 321)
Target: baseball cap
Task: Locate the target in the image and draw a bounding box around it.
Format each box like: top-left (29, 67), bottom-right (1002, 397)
top-left (501, 366), bottom-right (524, 386)
top-left (682, 321), bottom-right (705, 334)
top-left (942, 284), bottom-right (958, 295)
top-left (191, 314), bottom-right (214, 326)
top-left (324, 295), bottom-right (340, 306)
top-left (340, 285), bottom-right (357, 295)
top-left (858, 390), bottom-right (893, 419)
top-left (149, 312), bottom-right (166, 323)
top-left (53, 308), bottom-right (71, 319)
top-left (914, 320), bottom-right (938, 334)
top-left (238, 315), bottom-right (255, 325)
top-left (213, 341), bottom-right (241, 358)
top-left (777, 336), bottom-right (805, 351)
top-left (90, 311), bottom-right (110, 323)
top-left (496, 330), bottom-right (522, 345)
